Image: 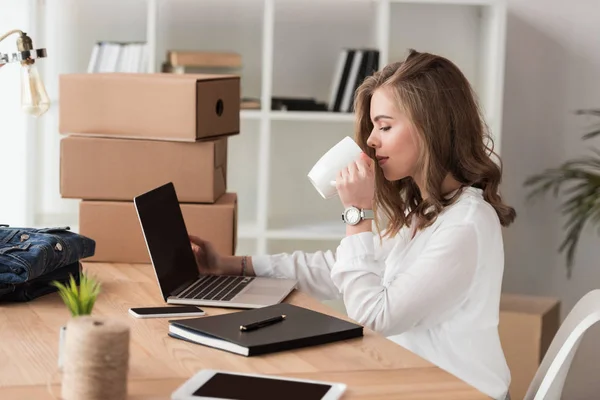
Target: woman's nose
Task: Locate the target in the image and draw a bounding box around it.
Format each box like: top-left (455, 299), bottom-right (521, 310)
top-left (367, 132), bottom-right (379, 148)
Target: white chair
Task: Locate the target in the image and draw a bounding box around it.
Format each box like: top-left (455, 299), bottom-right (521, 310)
top-left (523, 289), bottom-right (600, 400)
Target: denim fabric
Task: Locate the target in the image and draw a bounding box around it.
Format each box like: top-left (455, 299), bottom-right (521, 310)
top-left (0, 261), bottom-right (81, 302)
top-left (0, 226), bottom-right (95, 285)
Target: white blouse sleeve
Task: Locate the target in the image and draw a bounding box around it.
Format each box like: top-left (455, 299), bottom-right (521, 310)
top-left (252, 234), bottom-right (395, 302)
top-left (330, 223), bottom-right (479, 336)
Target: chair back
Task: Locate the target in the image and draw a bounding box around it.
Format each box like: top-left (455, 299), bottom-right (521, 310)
top-left (524, 289), bottom-right (600, 400)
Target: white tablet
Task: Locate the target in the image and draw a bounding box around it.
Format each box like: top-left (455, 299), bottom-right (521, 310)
top-left (171, 369), bottom-right (346, 400)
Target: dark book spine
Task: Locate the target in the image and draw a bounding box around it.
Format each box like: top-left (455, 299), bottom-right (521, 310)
top-left (349, 49), bottom-right (372, 113)
top-left (333, 50), bottom-right (355, 112)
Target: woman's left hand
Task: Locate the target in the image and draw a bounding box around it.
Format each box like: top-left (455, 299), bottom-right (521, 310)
top-left (336, 152), bottom-right (375, 209)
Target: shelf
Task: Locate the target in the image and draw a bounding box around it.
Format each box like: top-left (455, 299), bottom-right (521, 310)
top-left (35, 0), bottom-right (506, 258)
top-left (269, 111), bottom-right (354, 123)
top-left (238, 222), bottom-right (259, 239)
top-left (266, 221), bottom-right (346, 240)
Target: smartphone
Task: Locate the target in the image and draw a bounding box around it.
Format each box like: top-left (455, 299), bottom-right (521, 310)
top-left (128, 306), bottom-right (205, 319)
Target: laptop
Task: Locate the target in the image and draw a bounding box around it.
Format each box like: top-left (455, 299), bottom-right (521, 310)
top-left (134, 182), bottom-right (297, 309)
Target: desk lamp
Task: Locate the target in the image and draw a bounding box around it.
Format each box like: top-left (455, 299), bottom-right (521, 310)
top-left (0, 29), bottom-right (49, 117)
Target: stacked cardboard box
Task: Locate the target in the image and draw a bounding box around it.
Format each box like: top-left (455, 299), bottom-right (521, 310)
top-left (499, 293), bottom-right (560, 400)
top-left (58, 73), bottom-right (241, 263)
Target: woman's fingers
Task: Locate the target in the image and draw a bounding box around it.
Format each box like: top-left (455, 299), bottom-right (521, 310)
top-left (188, 234), bottom-right (205, 246)
top-left (347, 161), bottom-right (359, 181)
top-left (355, 160), bottom-right (367, 178)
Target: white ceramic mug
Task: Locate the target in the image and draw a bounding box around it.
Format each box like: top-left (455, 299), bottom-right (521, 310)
top-left (307, 136), bottom-right (363, 199)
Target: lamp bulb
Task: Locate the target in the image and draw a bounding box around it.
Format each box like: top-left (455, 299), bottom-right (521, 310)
top-left (20, 63), bottom-right (50, 117)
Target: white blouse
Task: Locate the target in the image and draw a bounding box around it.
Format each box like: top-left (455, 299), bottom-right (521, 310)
top-left (252, 187), bottom-right (510, 399)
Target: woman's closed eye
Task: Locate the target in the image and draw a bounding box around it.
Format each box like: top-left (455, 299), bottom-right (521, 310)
top-left (379, 126), bottom-right (391, 132)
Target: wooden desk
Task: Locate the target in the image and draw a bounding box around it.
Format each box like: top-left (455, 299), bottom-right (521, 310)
top-left (0, 263), bottom-right (489, 399)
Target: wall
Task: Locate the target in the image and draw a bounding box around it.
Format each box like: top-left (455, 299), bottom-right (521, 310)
top-left (501, 0), bottom-right (600, 398)
top-left (37, 0), bottom-right (148, 225)
top-left (0, 0), bottom-right (36, 226)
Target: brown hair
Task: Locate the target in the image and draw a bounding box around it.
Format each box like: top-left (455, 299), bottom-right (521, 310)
top-left (354, 49), bottom-right (516, 237)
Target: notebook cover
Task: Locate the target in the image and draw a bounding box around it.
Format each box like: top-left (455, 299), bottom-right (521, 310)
top-left (168, 303), bottom-right (364, 356)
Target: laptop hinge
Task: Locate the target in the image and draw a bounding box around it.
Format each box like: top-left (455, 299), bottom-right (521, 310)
top-left (170, 278), bottom-right (197, 298)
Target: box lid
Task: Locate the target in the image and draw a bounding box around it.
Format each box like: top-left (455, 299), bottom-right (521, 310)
top-left (501, 293), bottom-right (560, 315)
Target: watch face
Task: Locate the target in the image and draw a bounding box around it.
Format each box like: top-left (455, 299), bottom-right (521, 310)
top-left (345, 207), bottom-right (361, 224)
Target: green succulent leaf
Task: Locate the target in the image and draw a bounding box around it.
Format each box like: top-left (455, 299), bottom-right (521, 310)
top-left (51, 272), bottom-right (102, 317)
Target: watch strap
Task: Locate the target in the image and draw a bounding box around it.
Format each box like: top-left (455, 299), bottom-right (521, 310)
top-left (361, 209), bottom-right (374, 220)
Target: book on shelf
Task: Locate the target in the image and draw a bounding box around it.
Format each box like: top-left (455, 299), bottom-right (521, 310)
top-left (271, 97), bottom-right (328, 112)
top-left (239, 97), bottom-right (328, 112)
top-left (162, 50), bottom-right (242, 75)
top-left (241, 97), bottom-right (261, 110)
top-left (87, 41), bottom-right (148, 73)
top-left (167, 50), bottom-right (242, 69)
top-left (328, 48), bottom-right (380, 113)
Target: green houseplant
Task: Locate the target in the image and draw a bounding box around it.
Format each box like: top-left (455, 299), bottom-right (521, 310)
top-left (524, 109), bottom-right (600, 278)
top-left (52, 273), bottom-right (102, 317)
top-left (52, 272), bottom-right (102, 368)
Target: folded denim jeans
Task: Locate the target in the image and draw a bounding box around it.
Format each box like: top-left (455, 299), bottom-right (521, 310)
top-left (0, 261), bottom-right (81, 302)
top-left (0, 226), bottom-right (95, 285)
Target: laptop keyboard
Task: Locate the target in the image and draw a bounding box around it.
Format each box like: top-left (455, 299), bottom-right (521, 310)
top-left (178, 275), bottom-right (255, 302)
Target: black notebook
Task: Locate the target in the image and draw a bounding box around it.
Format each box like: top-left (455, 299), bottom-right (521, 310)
top-left (168, 303), bottom-right (363, 356)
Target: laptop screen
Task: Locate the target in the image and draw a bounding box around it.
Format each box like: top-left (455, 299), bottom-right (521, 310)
top-left (134, 182), bottom-right (199, 300)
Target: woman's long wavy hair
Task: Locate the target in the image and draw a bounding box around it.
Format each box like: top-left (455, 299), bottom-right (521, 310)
top-left (354, 49), bottom-right (516, 237)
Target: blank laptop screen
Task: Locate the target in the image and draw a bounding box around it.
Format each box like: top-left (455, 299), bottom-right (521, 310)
top-left (134, 182), bottom-right (198, 300)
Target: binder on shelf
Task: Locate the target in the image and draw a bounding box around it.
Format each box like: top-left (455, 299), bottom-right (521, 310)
top-left (168, 303), bottom-right (364, 357)
top-left (340, 50), bottom-right (363, 113)
top-left (87, 41), bottom-right (148, 73)
top-left (330, 49), bottom-right (355, 112)
top-left (328, 48), bottom-right (380, 113)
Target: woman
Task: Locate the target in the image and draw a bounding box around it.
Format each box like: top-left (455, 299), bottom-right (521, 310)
top-left (190, 49), bottom-right (515, 400)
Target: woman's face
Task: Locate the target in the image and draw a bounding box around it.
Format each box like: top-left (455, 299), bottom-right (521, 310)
top-left (366, 87), bottom-right (421, 181)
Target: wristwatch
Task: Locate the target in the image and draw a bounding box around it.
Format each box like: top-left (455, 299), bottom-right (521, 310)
top-left (342, 206), bottom-right (374, 226)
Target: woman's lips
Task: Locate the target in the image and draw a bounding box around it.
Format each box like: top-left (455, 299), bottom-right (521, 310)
top-left (377, 156), bottom-right (389, 165)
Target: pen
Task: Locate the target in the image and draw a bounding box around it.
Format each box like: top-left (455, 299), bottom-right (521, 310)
top-left (240, 314), bottom-right (286, 332)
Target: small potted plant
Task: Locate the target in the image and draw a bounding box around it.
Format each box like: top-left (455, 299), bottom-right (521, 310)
top-left (52, 272), bottom-right (101, 367)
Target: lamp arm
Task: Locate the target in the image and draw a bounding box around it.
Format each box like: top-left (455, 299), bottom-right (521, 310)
top-left (0, 30), bottom-right (46, 66)
top-left (0, 29), bottom-right (24, 44)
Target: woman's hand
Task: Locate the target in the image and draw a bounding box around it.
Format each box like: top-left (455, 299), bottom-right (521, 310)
top-left (336, 152), bottom-right (375, 209)
top-left (189, 235), bottom-right (223, 275)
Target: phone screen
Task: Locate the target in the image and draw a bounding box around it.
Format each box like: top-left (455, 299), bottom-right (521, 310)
top-left (130, 306), bottom-right (203, 315)
top-left (192, 373), bottom-right (332, 400)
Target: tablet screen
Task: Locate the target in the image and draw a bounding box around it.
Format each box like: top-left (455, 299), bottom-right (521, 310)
top-left (192, 372), bottom-right (333, 400)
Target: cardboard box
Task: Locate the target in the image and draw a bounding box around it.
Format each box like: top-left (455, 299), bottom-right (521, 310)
top-left (59, 73), bottom-right (240, 142)
top-left (79, 193), bottom-right (237, 264)
top-left (60, 135), bottom-right (227, 203)
top-left (499, 293), bottom-right (561, 400)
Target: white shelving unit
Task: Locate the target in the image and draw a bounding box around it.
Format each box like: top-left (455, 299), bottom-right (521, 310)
top-left (36, 0), bottom-right (506, 257)
top-left (221, 0), bottom-right (506, 256)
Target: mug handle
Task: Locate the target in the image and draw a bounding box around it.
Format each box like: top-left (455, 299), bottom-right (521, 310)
top-left (329, 180), bottom-right (337, 187)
